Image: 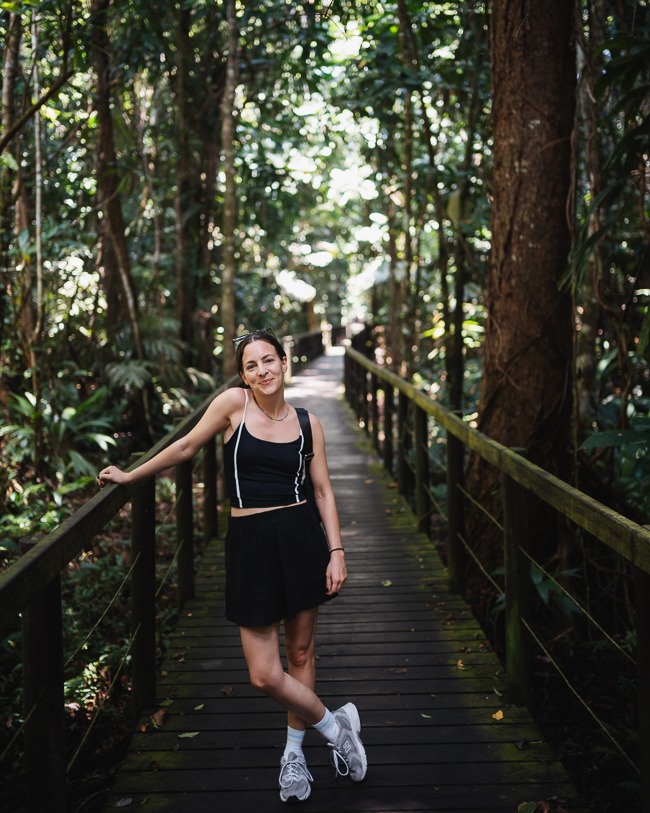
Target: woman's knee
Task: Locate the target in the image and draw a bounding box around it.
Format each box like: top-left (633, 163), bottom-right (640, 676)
top-left (285, 641), bottom-right (314, 671)
top-left (248, 662), bottom-right (284, 695)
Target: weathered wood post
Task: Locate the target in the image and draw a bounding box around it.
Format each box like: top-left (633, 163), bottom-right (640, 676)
top-left (131, 476), bottom-right (157, 711)
top-left (383, 385), bottom-right (394, 475)
top-left (360, 369), bottom-right (370, 435)
top-left (635, 561), bottom-right (650, 810)
top-left (502, 457), bottom-right (532, 707)
top-left (414, 404), bottom-right (430, 535)
top-left (397, 391), bottom-right (410, 497)
top-left (203, 436), bottom-right (219, 541)
top-left (445, 428), bottom-right (465, 595)
top-left (370, 372), bottom-right (379, 452)
top-left (20, 538), bottom-right (66, 813)
top-left (176, 460), bottom-right (195, 607)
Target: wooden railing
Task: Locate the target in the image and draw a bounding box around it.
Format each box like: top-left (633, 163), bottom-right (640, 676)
top-left (0, 329), bottom-right (328, 813)
top-left (344, 345), bottom-right (650, 808)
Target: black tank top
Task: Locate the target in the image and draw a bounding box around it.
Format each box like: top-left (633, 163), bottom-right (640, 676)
top-left (224, 390), bottom-right (307, 509)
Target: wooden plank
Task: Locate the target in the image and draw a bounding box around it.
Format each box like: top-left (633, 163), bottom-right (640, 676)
top-left (103, 351), bottom-right (587, 813)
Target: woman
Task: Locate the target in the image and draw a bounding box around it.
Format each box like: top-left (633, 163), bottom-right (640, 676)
top-left (98, 327), bottom-right (367, 804)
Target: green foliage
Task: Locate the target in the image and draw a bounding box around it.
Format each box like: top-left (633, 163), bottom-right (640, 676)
top-left (0, 388), bottom-right (115, 480)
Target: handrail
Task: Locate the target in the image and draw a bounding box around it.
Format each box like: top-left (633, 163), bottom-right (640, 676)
top-left (0, 328), bottom-right (328, 813)
top-left (345, 346), bottom-right (650, 573)
top-left (344, 344), bottom-right (650, 808)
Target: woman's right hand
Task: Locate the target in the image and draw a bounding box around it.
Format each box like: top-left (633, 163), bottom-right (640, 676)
top-left (97, 466), bottom-right (130, 488)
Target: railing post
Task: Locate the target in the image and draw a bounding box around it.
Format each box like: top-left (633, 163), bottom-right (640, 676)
top-left (176, 460), bottom-right (195, 607)
top-left (20, 538), bottom-right (66, 813)
top-left (635, 562), bottom-right (650, 810)
top-left (370, 372), bottom-right (379, 452)
top-left (360, 370), bottom-right (370, 435)
top-left (131, 477), bottom-right (157, 712)
top-left (383, 385), bottom-right (394, 474)
top-left (414, 404), bottom-right (430, 535)
top-left (446, 430), bottom-right (465, 594)
top-left (203, 436), bottom-right (219, 541)
top-left (502, 461), bottom-right (532, 707)
top-left (397, 391), bottom-right (410, 496)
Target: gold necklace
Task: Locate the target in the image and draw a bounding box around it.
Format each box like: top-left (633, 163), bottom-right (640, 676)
top-left (253, 395), bottom-right (290, 422)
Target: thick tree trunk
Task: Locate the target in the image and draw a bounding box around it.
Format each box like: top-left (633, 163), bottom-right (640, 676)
top-left (220, 0), bottom-right (239, 376)
top-left (468, 0), bottom-right (577, 562)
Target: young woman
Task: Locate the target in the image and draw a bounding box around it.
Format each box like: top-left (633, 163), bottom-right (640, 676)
top-left (98, 327), bottom-right (367, 803)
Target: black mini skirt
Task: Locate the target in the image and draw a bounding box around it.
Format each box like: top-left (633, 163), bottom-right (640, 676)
top-left (224, 502), bottom-right (335, 627)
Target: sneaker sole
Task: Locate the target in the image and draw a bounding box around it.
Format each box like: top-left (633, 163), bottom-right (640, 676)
top-left (280, 790), bottom-right (311, 803)
top-left (340, 702), bottom-right (368, 782)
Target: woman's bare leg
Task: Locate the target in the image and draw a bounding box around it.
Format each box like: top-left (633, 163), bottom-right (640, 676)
top-left (239, 619), bottom-right (326, 725)
top-left (284, 607), bottom-right (319, 731)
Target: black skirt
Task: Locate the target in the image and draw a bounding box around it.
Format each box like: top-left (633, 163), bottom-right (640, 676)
top-left (224, 502), bottom-right (336, 627)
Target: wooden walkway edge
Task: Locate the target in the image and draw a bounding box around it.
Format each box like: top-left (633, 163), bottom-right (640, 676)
top-left (103, 350), bottom-right (587, 813)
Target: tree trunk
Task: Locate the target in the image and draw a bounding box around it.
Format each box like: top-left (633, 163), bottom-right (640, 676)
top-left (91, 0), bottom-right (152, 435)
top-left (0, 12), bottom-right (22, 357)
top-left (469, 0), bottom-right (577, 563)
top-left (220, 0), bottom-right (239, 376)
top-left (174, 5), bottom-right (194, 365)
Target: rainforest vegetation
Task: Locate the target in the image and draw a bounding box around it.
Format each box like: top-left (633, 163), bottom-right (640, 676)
top-left (1, 1), bottom-right (649, 811)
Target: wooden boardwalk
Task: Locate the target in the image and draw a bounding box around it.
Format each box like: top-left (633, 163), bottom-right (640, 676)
top-left (104, 350), bottom-right (586, 813)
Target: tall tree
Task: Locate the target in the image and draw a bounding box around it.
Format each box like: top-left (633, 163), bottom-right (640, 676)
top-left (220, 0), bottom-right (239, 376)
top-left (469, 0), bottom-right (577, 557)
top-left (90, 0), bottom-right (151, 435)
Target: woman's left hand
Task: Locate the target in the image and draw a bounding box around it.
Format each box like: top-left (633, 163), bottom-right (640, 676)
top-left (326, 551), bottom-right (347, 595)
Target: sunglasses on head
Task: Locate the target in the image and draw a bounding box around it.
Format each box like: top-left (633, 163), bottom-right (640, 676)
top-left (232, 326), bottom-right (277, 350)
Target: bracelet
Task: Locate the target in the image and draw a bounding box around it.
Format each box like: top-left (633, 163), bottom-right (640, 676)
top-left (329, 547), bottom-right (345, 555)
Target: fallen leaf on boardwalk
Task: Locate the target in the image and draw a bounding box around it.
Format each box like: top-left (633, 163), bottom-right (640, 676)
top-left (114, 799), bottom-right (133, 808)
top-left (493, 687), bottom-right (503, 697)
top-left (137, 799), bottom-right (150, 807)
top-left (221, 685), bottom-right (235, 696)
top-left (456, 659), bottom-right (466, 670)
top-left (171, 651), bottom-right (187, 661)
top-left (159, 699), bottom-right (174, 708)
top-left (492, 709), bottom-right (504, 721)
top-left (150, 709), bottom-right (167, 729)
top-left (194, 704), bottom-right (205, 711)
top-left (178, 731), bottom-right (199, 739)
top-left (139, 723), bottom-right (148, 733)
top-left (364, 479), bottom-right (374, 484)
top-left (420, 713), bottom-right (432, 719)
top-left (386, 666), bottom-right (408, 674)
top-left (381, 579), bottom-right (392, 587)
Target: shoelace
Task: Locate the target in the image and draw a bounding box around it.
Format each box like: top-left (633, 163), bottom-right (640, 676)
top-left (280, 758), bottom-right (313, 787)
top-left (328, 746), bottom-right (350, 777)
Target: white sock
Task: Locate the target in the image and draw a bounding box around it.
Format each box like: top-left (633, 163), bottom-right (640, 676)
top-left (313, 708), bottom-right (339, 743)
top-left (283, 726), bottom-right (306, 760)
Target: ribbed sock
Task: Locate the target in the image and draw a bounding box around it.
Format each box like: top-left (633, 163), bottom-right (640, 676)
top-left (313, 708), bottom-right (340, 743)
top-left (283, 725), bottom-right (306, 760)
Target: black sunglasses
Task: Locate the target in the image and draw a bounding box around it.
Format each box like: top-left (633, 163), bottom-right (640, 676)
top-left (232, 326), bottom-right (277, 350)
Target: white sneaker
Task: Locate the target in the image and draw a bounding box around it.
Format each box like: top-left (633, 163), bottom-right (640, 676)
top-left (328, 702), bottom-right (368, 782)
top-left (279, 751), bottom-right (313, 803)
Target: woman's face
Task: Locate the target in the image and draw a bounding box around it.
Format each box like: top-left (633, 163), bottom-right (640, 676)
top-left (239, 339), bottom-right (287, 394)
